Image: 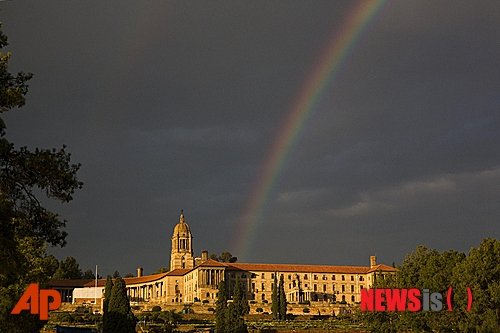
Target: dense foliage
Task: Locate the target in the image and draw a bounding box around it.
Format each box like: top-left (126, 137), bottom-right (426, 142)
top-left (272, 275), bottom-right (287, 320)
top-left (215, 278), bottom-right (249, 333)
top-left (103, 277), bottom-right (137, 333)
top-left (271, 275), bottom-right (279, 320)
top-left (215, 280), bottom-right (228, 332)
top-left (0, 25), bottom-right (82, 332)
top-left (278, 275), bottom-right (287, 320)
top-left (362, 238), bottom-right (500, 332)
top-left (210, 251), bottom-right (238, 263)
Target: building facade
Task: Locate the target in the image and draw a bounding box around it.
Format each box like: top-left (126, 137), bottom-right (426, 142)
top-left (62, 211), bottom-right (396, 309)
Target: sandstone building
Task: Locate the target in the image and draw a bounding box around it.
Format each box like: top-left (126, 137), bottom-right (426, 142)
top-left (53, 211), bottom-right (396, 310)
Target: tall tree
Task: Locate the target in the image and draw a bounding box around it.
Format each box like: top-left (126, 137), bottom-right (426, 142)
top-left (103, 276), bottom-right (113, 315)
top-left (102, 275), bottom-right (114, 331)
top-left (232, 276), bottom-right (250, 317)
top-left (215, 280), bottom-right (228, 333)
top-left (278, 274), bottom-right (287, 320)
top-left (105, 277), bottom-right (136, 333)
top-left (0, 25), bottom-right (82, 332)
top-left (53, 256), bottom-right (83, 279)
top-left (271, 275), bottom-right (279, 320)
top-left (227, 277), bottom-right (248, 333)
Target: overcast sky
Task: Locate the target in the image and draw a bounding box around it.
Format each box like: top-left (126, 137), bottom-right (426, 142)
top-left (2, 1), bottom-right (499, 276)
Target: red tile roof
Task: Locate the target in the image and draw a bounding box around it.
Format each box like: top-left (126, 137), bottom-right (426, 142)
top-left (79, 273), bottom-right (170, 288)
top-left (367, 264), bottom-right (397, 273)
top-left (84, 279), bottom-right (106, 288)
top-left (226, 262), bottom-right (371, 274)
top-left (197, 259), bottom-right (228, 268)
top-left (122, 272), bottom-right (169, 285)
top-left (48, 279), bottom-right (94, 288)
top-left (190, 260), bottom-right (397, 274)
top-left (166, 269), bottom-right (191, 276)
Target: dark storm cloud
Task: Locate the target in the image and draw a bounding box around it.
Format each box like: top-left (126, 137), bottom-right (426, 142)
top-left (1, 1), bottom-right (499, 275)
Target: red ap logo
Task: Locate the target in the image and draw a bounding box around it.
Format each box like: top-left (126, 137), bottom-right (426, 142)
top-left (11, 283), bottom-right (61, 320)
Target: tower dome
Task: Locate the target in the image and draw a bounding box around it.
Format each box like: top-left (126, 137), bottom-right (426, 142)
top-left (170, 210), bottom-right (194, 270)
top-left (173, 210), bottom-right (192, 237)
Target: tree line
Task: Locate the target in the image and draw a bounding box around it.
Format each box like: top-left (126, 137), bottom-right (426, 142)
top-left (362, 238), bottom-right (499, 332)
top-left (102, 276), bottom-right (137, 333)
top-left (0, 24), bottom-right (83, 332)
top-left (215, 276), bottom-right (250, 333)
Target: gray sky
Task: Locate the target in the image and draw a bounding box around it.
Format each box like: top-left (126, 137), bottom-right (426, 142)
top-left (2, 1), bottom-right (499, 276)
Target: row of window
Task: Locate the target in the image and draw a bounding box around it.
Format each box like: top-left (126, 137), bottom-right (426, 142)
top-left (256, 293), bottom-right (358, 303)
top-left (250, 281), bottom-right (364, 294)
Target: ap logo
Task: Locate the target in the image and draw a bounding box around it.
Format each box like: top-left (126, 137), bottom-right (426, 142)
top-left (11, 283), bottom-right (62, 320)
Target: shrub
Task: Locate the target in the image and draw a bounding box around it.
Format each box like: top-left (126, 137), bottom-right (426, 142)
top-left (303, 307), bottom-right (310, 313)
top-left (74, 306), bottom-right (86, 314)
top-left (207, 307), bottom-right (215, 313)
top-left (182, 307), bottom-right (194, 314)
top-left (202, 299), bottom-right (209, 304)
top-left (152, 305), bottom-right (162, 312)
top-left (59, 312), bottom-right (75, 323)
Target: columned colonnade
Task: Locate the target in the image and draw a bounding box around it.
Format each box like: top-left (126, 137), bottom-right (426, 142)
top-left (126, 281), bottom-right (165, 301)
top-left (199, 268), bottom-right (224, 287)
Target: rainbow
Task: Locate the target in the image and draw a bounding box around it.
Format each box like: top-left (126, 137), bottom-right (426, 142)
top-left (233, 0), bottom-right (389, 259)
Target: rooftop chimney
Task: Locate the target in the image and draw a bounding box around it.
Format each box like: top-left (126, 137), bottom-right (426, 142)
top-left (370, 256), bottom-right (377, 268)
top-left (137, 267), bottom-right (143, 277)
top-left (201, 250), bottom-right (208, 261)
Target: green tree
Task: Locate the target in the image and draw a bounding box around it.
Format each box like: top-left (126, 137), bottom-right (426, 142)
top-left (105, 277), bottom-right (136, 333)
top-left (154, 267), bottom-right (169, 274)
top-left (271, 275), bottom-right (279, 320)
top-left (82, 269), bottom-right (95, 279)
top-left (0, 25), bottom-right (82, 332)
top-left (227, 277), bottom-right (248, 333)
top-left (215, 280), bottom-right (228, 333)
top-left (102, 275), bottom-right (114, 331)
top-left (451, 238), bottom-right (500, 332)
top-left (361, 242), bottom-right (498, 333)
top-left (53, 256), bottom-right (83, 279)
top-left (103, 276), bottom-right (113, 315)
top-left (211, 251), bottom-right (238, 263)
top-left (42, 254), bottom-right (60, 279)
top-left (232, 276), bottom-right (250, 317)
top-left (112, 270), bottom-right (121, 278)
top-left (278, 274), bottom-right (287, 320)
